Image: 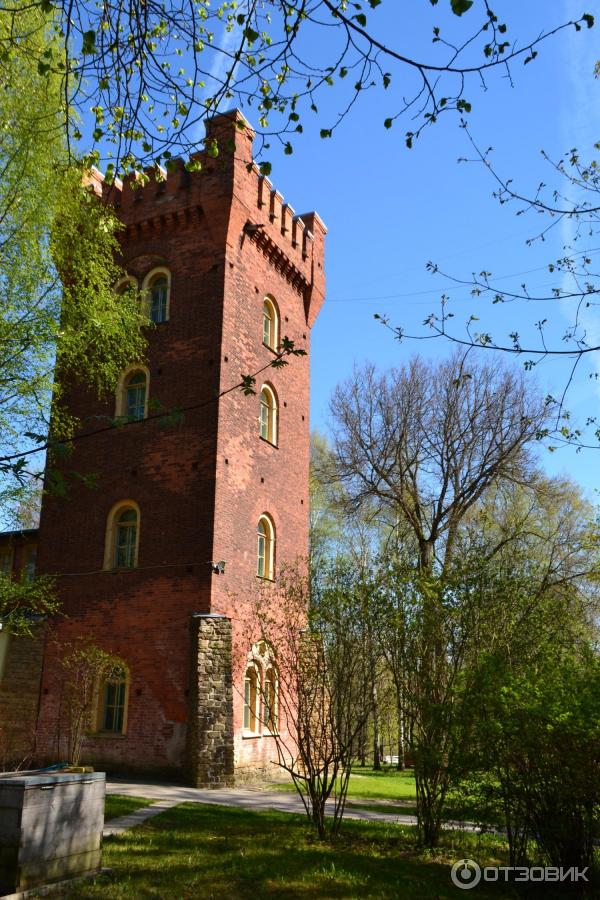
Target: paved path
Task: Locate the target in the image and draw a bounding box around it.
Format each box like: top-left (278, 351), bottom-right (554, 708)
top-left (105, 779), bottom-right (420, 830)
top-left (104, 798), bottom-right (180, 836)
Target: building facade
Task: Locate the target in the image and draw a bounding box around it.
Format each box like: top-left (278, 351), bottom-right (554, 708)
top-left (0, 110), bottom-right (326, 784)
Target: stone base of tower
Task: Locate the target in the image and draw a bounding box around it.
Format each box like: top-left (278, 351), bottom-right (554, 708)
top-left (187, 613), bottom-right (235, 788)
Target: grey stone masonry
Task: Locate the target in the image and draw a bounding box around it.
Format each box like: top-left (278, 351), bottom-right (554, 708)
top-left (0, 771), bottom-right (105, 896)
top-left (187, 614), bottom-right (234, 787)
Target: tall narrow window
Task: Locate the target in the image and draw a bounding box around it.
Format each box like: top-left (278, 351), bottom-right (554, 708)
top-left (99, 677), bottom-right (128, 733)
top-left (115, 508), bottom-right (137, 568)
top-left (142, 269), bottom-right (171, 324)
top-left (115, 367), bottom-right (149, 421)
top-left (104, 502), bottom-right (140, 571)
top-left (23, 546), bottom-right (37, 582)
top-left (259, 385), bottom-right (277, 445)
top-left (264, 667), bottom-right (278, 732)
top-left (0, 547), bottom-right (13, 577)
top-left (150, 276), bottom-right (168, 323)
top-left (243, 666), bottom-right (259, 732)
top-left (125, 371), bottom-right (147, 420)
top-left (0, 630), bottom-right (10, 684)
top-left (262, 297), bottom-right (278, 351)
top-left (256, 515), bottom-right (275, 580)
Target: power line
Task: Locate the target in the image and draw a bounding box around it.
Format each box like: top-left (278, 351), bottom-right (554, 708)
top-left (327, 248), bottom-right (600, 305)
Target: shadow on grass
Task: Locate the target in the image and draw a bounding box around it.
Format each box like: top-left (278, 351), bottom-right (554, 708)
top-left (64, 803), bottom-right (593, 900)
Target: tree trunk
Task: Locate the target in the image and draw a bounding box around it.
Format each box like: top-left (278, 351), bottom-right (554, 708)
top-left (396, 685), bottom-right (406, 771)
top-left (372, 688), bottom-right (381, 771)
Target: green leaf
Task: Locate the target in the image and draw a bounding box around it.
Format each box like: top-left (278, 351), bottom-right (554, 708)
top-left (244, 27), bottom-right (260, 44)
top-left (320, 129), bottom-right (332, 139)
top-left (241, 375), bottom-right (256, 395)
top-left (384, 118), bottom-right (393, 129)
top-left (82, 30), bottom-right (97, 55)
top-left (582, 13), bottom-right (594, 28)
top-left (450, 0), bottom-right (473, 15)
top-left (354, 13), bottom-right (367, 26)
top-left (259, 161), bottom-right (272, 176)
top-left (284, 142), bottom-right (293, 155)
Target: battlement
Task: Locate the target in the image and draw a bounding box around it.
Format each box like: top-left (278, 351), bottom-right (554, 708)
top-left (86, 110), bottom-right (326, 299)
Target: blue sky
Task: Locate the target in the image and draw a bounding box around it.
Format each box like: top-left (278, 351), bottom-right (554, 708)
top-left (230, 1), bottom-right (600, 498)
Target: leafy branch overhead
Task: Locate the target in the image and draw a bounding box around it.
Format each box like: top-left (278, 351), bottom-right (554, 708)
top-left (0, 2), bottom-right (593, 177)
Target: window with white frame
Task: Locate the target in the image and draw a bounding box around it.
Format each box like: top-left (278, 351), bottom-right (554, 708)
top-left (142, 269), bottom-right (171, 324)
top-left (259, 385), bottom-right (278, 445)
top-left (243, 665), bottom-right (259, 732)
top-left (115, 367), bottom-right (149, 421)
top-left (262, 296), bottom-right (278, 351)
top-left (256, 515), bottom-right (275, 580)
top-left (104, 502), bottom-right (140, 570)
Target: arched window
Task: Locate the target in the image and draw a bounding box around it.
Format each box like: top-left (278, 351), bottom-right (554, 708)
top-left (259, 384), bottom-right (278, 445)
top-left (243, 665), bottom-right (259, 733)
top-left (262, 296), bottom-right (278, 351)
top-left (125, 371), bottom-right (147, 420)
top-left (115, 508), bottom-right (137, 568)
top-left (115, 367), bottom-right (149, 421)
top-left (257, 515), bottom-right (275, 580)
top-left (104, 502), bottom-right (140, 570)
top-left (142, 268), bottom-right (171, 324)
top-left (264, 666), bottom-right (278, 733)
top-left (97, 672), bottom-right (129, 734)
top-left (115, 275), bottom-right (138, 297)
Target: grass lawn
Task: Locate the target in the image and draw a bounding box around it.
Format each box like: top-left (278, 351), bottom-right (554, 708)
top-left (272, 764), bottom-right (416, 806)
top-left (345, 766), bottom-right (416, 801)
top-left (104, 794), bottom-right (154, 821)
top-left (67, 803), bottom-right (569, 899)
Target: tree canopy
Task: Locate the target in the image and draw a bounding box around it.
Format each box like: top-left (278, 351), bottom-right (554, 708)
top-left (0, 10), bottom-right (145, 511)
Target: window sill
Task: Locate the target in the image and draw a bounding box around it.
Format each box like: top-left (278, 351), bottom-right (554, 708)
top-left (241, 731), bottom-right (262, 740)
top-left (262, 731), bottom-right (279, 738)
top-left (86, 731), bottom-right (127, 739)
top-left (259, 436), bottom-right (278, 449)
top-left (255, 575), bottom-right (275, 583)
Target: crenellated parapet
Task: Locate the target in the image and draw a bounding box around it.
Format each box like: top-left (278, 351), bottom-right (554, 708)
top-left (86, 109), bottom-right (326, 319)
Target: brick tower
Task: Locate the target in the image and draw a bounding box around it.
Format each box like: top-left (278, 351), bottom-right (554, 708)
top-left (25, 110), bottom-right (326, 783)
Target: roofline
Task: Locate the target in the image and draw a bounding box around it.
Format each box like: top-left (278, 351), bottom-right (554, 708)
top-left (0, 528), bottom-right (39, 538)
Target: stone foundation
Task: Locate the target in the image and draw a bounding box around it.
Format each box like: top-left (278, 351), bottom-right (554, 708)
top-left (187, 613), bottom-right (234, 787)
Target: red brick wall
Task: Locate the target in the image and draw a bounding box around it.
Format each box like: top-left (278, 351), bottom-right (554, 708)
top-left (33, 110), bottom-right (325, 778)
top-left (0, 627), bottom-right (45, 770)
